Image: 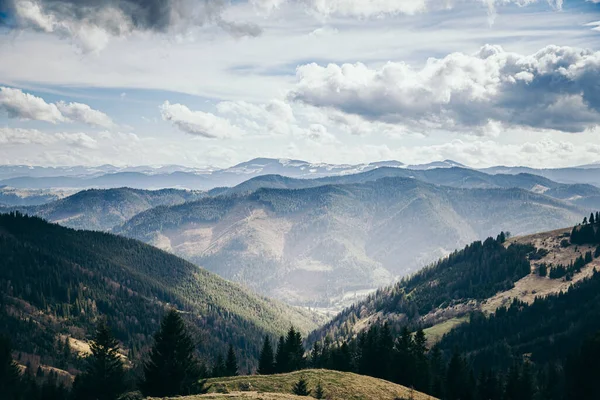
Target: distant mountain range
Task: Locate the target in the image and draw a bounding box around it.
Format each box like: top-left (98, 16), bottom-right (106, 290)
top-left (3, 158), bottom-right (599, 190)
top-left (6, 163), bottom-right (599, 308)
top-left (116, 176), bottom-right (589, 308)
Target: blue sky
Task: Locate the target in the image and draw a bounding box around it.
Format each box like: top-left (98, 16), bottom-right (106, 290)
top-left (0, 0), bottom-right (599, 168)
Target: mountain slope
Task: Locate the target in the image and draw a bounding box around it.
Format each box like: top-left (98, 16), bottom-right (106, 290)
top-left (12, 187), bottom-right (205, 230)
top-left (0, 212), bottom-right (320, 374)
top-left (117, 177), bottom-right (586, 308)
top-left (309, 220), bottom-right (600, 346)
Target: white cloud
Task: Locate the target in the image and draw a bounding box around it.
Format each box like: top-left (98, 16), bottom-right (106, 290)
top-left (0, 127), bottom-right (97, 149)
top-left (0, 127), bottom-right (55, 145)
top-left (289, 45), bottom-right (600, 133)
top-left (251, 0), bottom-right (562, 19)
top-left (0, 87), bottom-right (114, 128)
top-left (0, 86), bottom-right (65, 123)
top-left (586, 21), bottom-right (600, 32)
top-left (160, 101), bottom-right (243, 139)
top-left (56, 101), bottom-right (114, 128)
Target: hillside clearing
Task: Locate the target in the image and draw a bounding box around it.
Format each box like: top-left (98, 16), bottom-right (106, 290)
top-left (482, 227), bottom-right (600, 312)
top-left (197, 370), bottom-right (435, 400)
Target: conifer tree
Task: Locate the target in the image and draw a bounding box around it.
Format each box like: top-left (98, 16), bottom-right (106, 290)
top-left (591, 213), bottom-right (595, 225)
top-left (314, 380), bottom-right (325, 399)
top-left (140, 310), bottom-right (203, 397)
top-left (212, 354), bottom-right (226, 378)
top-left (275, 335), bottom-right (288, 373)
top-left (445, 351), bottom-right (470, 400)
top-left (225, 344), bottom-right (238, 377)
top-left (292, 375), bottom-right (311, 396)
top-left (258, 336), bottom-right (275, 375)
top-left (0, 336), bottom-right (22, 400)
top-left (72, 319), bottom-right (126, 400)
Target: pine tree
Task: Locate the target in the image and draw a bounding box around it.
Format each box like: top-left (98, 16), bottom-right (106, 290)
top-left (225, 344), bottom-right (238, 377)
top-left (445, 351), bottom-right (470, 400)
top-left (314, 380), bottom-right (325, 399)
top-left (292, 375), bottom-right (311, 396)
top-left (140, 310), bottom-right (204, 397)
top-left (285, 327), bottom-right (305, 372)
top-left (258, 336), bottom-right (275, 375)
top-left (275, 335), bottom-right (288, 373)
top-left (72, 319), bottom-right (126, 400)
top-left (0, 336), bottom-right (22, 400)
top-left (591, 213), bottom-right (596, 225)
top-left (212, 354), bottom-right (226, 378)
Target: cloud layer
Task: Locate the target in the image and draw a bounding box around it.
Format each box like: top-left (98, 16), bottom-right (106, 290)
top-left (1, 0), bottom-right (262, 52)
top-left (289, 45), bottom-right (600, 133)
top-left (0, 87), bottom-right (114, 128)
top-left (0, 0), bottom-right (570, 52)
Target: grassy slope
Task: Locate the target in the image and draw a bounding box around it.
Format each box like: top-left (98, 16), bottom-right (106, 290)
top-left (156, 370), bottom-right (436, 400)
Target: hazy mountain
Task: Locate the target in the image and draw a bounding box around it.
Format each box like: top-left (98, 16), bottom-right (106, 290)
top-left (0, 212), bottom-right (320, 373)
top-left (214, 168), bottom-right (600, 209)
top-left (0, 164), bottom-right (211, 180)
top-left (116, 177), bottom-right (586, 308)
top-left (481, 166), bottom-right (600, 187)
top-left (3, 158), bottom-right (600, 190)
top-left (0, 186), bottom-right (75, 206)
top-left (406, 159), bottom-right (467, 170)
top-left (12, 187), bottom-right (206, 231)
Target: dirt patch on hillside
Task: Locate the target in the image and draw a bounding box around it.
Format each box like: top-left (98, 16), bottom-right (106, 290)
top-left (482, 227), bottom-right (599, 313)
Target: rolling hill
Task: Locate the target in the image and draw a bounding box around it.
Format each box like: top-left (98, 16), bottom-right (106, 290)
top-left (156, 369), bottom-right (435, 400)
top-left (10, 187), bottom-right (206, 231)
top-left (0, 212), bottom-right (320, 375)
top-left (116, 177), bottom-right (588, 308)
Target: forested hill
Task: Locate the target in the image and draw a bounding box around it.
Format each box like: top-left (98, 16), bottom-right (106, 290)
top-left (309, 218), bottom-right (600, 344)
top-left (0, 212), bottom-right (319, 375)
top-left (117, 177), bottom-right (585, 307)
top-left (9, 187), bottom-right (206, 231)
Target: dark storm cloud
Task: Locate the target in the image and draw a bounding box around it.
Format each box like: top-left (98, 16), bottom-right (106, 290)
top-left (2, 0), bottom-right (261, 38)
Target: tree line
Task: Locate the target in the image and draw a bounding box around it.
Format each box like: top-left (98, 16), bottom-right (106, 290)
top-left (0, 309), bottom-right (249, 400)
top-left (570, 211), bottom-right (600, 245)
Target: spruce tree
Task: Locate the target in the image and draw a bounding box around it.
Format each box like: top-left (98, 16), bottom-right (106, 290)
top-left (275, 336), bottom-right (288, 373)
top-left (225, 344), bottom-right (238, 377)
top-left (292, 375), bottom-right (311, 396)
top-left (314, 380), bottom-right (325, 399)
top-left (0, 336), bottom-right (22, 400)
top-left (212, 354), bottom-right (226, 378)
top-left (72, 320), bottom-right (126, 400)
top-left (258, 336), bottom-right (275, 375)
top-left (140, 310), bottom-right (203, 397)
top-left (591, 213), bottom-right (596, 225)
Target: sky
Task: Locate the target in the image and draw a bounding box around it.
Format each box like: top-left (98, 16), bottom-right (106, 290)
top-left (0, 0), bottom-right (599, 169)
